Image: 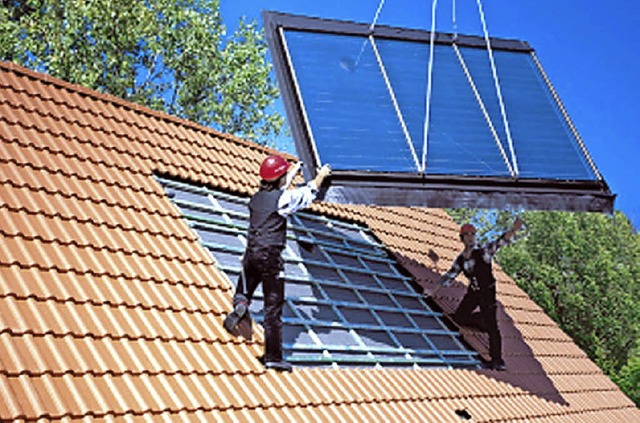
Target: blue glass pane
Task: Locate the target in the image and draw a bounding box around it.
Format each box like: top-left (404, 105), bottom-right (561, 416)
top-left (370, 38), bottom-right (428, 160)
top-left (375, 39), bottom-right (510, 176)
top-left (283, 27), bottom-right (598, 182)
top-left (456, 47), bottom-right (511, 158)
top-left (459, 47), bottom-right (596, 180)
top-left (427, 44), bottom-right (511, 176)
top-left (283, 30), bottom-right (418, 172)
top-left (492, 51), bottom-right (596, 180)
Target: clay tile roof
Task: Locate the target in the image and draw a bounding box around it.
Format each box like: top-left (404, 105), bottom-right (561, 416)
top-left (0, 60), bottom-right (638, 422)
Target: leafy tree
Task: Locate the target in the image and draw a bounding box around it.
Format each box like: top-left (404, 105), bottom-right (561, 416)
top-left (448, 208), bottom-right (640, 404)
top-left (614, 342), bottom-right (640, 406)
top-left (0, 0), bottom-right (284, 144)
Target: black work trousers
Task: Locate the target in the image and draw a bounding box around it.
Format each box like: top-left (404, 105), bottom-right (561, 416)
top-left (453, 284), bottom-right (502, 363)
top-left (234, 247), bottom-right (285, 362)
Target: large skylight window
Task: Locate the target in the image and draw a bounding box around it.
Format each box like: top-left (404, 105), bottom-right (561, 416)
top-left (158, 176), bottom-right (480, 368)
top-left (263, 11), bottom-right (614, 213)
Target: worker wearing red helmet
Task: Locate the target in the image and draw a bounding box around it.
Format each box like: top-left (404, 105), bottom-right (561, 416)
top-left (437, 217), bottom-right (523, 371)
top-left (223, 154), bottom-right (331, 372)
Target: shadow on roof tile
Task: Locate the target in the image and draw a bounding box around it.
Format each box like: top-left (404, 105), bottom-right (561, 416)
top-left (392, 250), bottom-right (570, 406)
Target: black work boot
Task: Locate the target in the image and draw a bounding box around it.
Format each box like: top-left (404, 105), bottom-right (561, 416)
top-left (264, 360), bottom-right (293, 372)
top-left (485, 359), bottom-right (506, 371)
top-left (223, 301), bottom-right (248, 333)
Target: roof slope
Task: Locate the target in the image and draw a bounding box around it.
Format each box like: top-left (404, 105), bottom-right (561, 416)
top-left (0, 61), bottom-right (637, 422)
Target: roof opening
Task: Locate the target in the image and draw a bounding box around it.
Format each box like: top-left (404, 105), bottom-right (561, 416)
top-left (157, 175), bottom-right (481, 369)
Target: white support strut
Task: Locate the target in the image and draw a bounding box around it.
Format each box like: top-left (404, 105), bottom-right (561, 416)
top-left (476, 0), bottom-right (519, 176)
top-left (421, 0), bottom-right (439, 173)
top-left (370, 36), bottom-right (421, 171)
top-left (453, 43), bottom-right (515, 176)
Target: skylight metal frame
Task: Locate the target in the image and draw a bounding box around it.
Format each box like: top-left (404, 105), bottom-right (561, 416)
top-left (263, 11), bottom-right (615, 212)
top-left (158, 176), bottom-right (480, 369)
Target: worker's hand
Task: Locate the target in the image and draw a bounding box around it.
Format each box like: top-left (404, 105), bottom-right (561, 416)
top-left (283, 162), bottom-right (303, 190)
top-left (317, 164), bottom-right (331, 179)
top-left (512, 216), bottom-right (524, 232)
top-left (313, 164), bottom-right (331, 187)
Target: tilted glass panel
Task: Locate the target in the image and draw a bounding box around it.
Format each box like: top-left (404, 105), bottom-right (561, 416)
top-left (282, 29), bottom-right (418, 172)
top-left (265, 12), bottom-right (613, 213)
top-left (275, 16), bottom-right (603, 182)
top-left (425, 43), bottom-right (511, 176)
top-left (157, 176), bottom-right (480, 368)
top-left (374, 39), bottom-right (511, 176)
top-left (492, 50), bottom-right (597, 180)
top-left (459, 47), bottom-right (597, 180)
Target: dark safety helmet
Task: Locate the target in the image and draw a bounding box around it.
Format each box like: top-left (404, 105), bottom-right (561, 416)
top-left (259, 155), bottom-right (290, 181)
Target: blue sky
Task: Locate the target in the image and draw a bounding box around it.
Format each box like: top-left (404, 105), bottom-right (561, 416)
top-left (221, 0), bottom-right (640, 229)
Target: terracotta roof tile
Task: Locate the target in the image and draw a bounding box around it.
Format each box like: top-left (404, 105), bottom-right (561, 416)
top-left (11, 376), bottom-right (43, 418)
top-left (1, 60), bottom-right (638, 422)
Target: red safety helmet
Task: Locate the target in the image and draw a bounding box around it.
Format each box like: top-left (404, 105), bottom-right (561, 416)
top-left (459, 223), bottom-right (477, 236)
top-left (259, 154), bottom-right (290, 181)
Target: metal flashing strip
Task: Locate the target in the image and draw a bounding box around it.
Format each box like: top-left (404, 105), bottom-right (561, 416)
top-left (318, 172), bottom-right (615, 212)
top-left (264, 11), bottom-right (532, 51)
top-left (157, 176), bottom-right (480, 368)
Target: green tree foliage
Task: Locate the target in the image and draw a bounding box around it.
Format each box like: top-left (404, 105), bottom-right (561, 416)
top-left (447, 208), bottom-right (640, 405)
top-left (614, 342), bottom-right (640, 406)
top-left (0, 0), bottom-right (284, 143)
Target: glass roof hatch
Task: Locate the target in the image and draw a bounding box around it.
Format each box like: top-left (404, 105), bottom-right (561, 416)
top-left (263, 11), bottom-right (615, 212)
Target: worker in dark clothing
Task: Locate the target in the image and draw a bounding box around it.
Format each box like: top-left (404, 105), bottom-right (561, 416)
top-left (436, 217), bottom-right (523, 371)
top-left (223, 154), bottom-right (331, 372)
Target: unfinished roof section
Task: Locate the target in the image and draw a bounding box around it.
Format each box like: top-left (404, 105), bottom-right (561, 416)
top-left (159, 176), bottom-right (480, 369)
top-left (263, 11), bottom-right (614, 212)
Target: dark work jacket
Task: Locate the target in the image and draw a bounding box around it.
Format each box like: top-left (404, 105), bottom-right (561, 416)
top-left (246, 189), bottom-right (286, 251)
top-left (458, 248), bottom-right (496, 290)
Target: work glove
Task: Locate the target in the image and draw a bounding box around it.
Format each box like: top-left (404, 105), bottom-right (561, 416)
top-left (317, 164), bottom-right (331, 178)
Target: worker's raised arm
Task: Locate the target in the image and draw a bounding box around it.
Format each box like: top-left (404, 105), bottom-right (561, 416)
top-left (502, 216), bottom-right (524, 242)
top-left (278, 164), bottom-right (332, 217)
top-left (313, 164), bottom-right (331, 188)
top-left (438, 256), bottom-right (462, 287)
top-left (483, 216), bottom-right (524, 258)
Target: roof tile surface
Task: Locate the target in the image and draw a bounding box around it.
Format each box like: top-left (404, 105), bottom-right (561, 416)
top-left (0, 61), bottom-right (638, 421)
